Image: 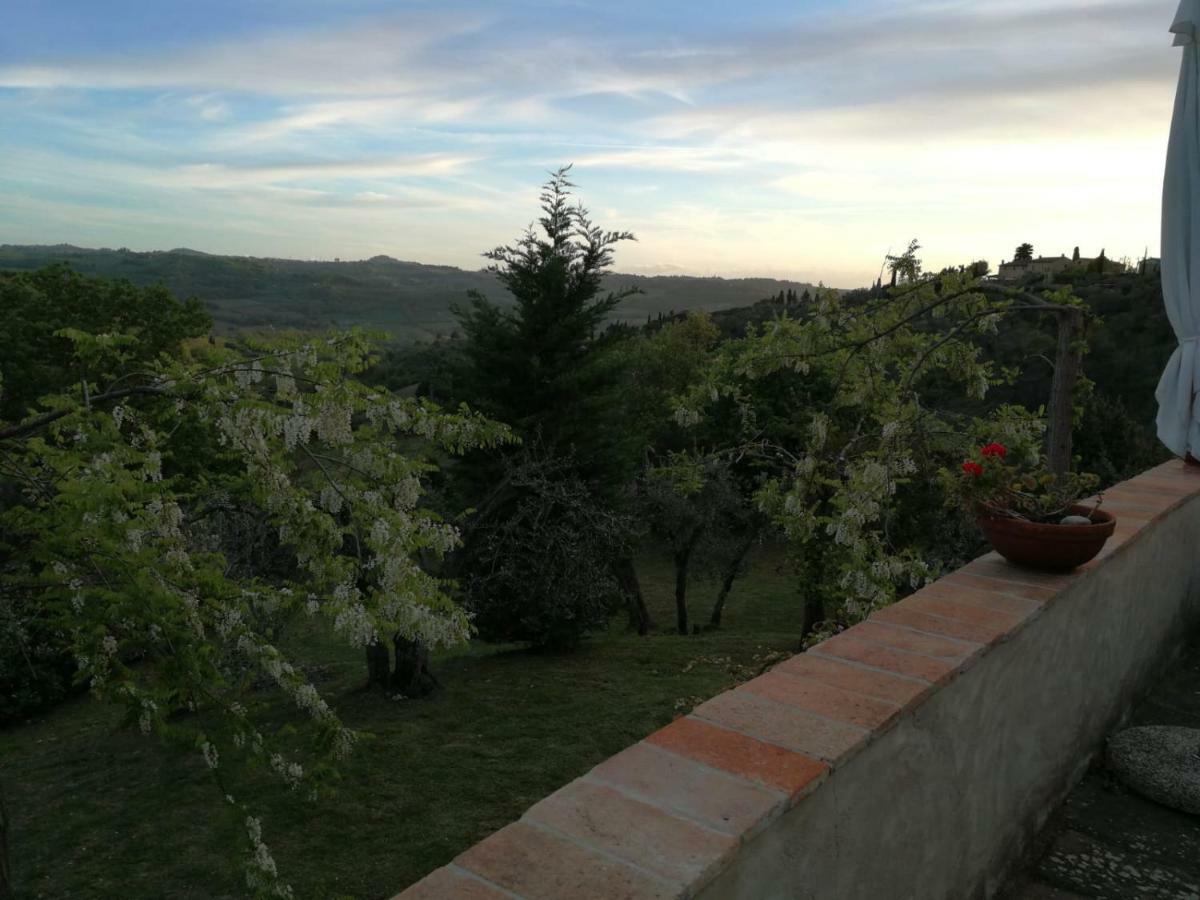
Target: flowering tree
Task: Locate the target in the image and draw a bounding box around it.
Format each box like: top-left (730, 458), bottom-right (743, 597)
top-left (672, 270), bottom-right (1054, 641)
top-left (0, 328), bottom-right (511, 896)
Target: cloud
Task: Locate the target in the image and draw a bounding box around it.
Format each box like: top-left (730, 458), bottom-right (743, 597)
top-left (1, 1), bottom-right (1163, 108)
top-left (153, 154), bottom-right (479, 189)
top-left (0, 0), bottom-right (1181, 285)
top-left (0, 13), bottom-right (492, 95)
top-left (181, 94), bottom-right (232, 122)
top-left (571, 146), bottom-right (753, 172)
top-left (233, 97), bottom-right (490, 143)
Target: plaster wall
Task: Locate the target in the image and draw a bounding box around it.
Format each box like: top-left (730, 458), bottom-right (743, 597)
top-left (698, 495), bottom-right (1200, 900)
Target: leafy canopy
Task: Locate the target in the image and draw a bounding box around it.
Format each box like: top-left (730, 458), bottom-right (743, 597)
top-left (0, 263), bottom-right (211, 419)
top-left (675, 269), bottom-right (1049, 639)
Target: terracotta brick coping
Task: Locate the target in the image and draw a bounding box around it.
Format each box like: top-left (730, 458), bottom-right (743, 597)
top-left (395, 460), bottom-right (1200, 900)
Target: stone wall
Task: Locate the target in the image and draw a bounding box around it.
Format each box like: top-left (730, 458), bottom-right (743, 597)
top-left (396, 461), bottom-right (1200, 900)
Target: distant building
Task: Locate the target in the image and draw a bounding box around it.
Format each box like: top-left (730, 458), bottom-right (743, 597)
top-left (996, 255), bottom-right (1072, 281)
top-left (1139, 257), bottom-right (1162, 277)
top-left (997, 251), bottom-right (1126, 282)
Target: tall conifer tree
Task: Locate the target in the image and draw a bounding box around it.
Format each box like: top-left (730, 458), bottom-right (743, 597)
top-left (454, 166), bottom-right (636, 475)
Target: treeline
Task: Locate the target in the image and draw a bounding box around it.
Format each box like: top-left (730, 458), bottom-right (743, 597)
top-left (0, 243), bottom-right (815, 342)
top-left (377, 268), bottom-right (1173, 488)
top-left (975, 267), bottom-right (1172, 484)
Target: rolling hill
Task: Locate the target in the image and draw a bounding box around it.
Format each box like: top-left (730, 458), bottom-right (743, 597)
top-left (0, 244), bottom-right (816, 341)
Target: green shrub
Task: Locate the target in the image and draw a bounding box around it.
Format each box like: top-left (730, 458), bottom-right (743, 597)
top-left (0, 597), bottom-right (76, 724)
top-left (461, 459), bottom-right (626, 648)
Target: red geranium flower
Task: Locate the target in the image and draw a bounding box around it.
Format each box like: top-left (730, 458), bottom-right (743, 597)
top-left (981, 442), bottom-right (1007, 459)
top-left (962, 461), bottom-right (984, 477)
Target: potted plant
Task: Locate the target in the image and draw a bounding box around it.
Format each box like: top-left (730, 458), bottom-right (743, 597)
top-left (949, 442), bottom-right (1116, 571)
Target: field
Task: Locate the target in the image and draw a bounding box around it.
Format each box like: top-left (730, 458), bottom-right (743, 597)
top-left (0, 548), bottom-right (800, 899)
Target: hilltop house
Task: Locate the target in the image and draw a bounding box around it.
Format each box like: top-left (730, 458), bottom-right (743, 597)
top-left (997, 255), bottom-right (1071, 281)
top-left (997, 251), bottom-right (1127, 282)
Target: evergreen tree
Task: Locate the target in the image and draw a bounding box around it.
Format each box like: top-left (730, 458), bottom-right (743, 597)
top-left (1014, 243), bottom-right (1035, 263)
top-left (887, 239), bottom-right (923, 285)
top-left (1072, 246), bottom-right (1081, 263)
top-left (453, 166), bottom-right (636, 472)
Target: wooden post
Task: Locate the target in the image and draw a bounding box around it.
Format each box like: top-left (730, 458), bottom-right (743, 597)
top-left (1046, 309), bottom-right (1084, 478)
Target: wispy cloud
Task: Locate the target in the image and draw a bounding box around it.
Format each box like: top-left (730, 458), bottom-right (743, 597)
top-left (0, 13), bottom-right (492, 94)
top-left (154, 154), bottom-right (479, 189)
top-left (571, 146), bottom-right (753, 172)
top-left (0, 0), bottom-right (1180, 285)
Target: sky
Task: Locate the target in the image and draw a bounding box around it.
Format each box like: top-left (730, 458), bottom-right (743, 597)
top-left (0, 0), bottom-right (1182, 287)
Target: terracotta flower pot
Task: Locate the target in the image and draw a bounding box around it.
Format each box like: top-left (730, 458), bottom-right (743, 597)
top-left (975, 504), bottom-right (1117, 572)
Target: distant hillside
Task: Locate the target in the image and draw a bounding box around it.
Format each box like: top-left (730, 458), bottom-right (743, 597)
top-left (0, 244), bottom-right (816, 341)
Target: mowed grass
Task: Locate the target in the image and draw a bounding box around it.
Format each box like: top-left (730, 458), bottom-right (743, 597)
top-left (1, 547), bottom-right (801, 899)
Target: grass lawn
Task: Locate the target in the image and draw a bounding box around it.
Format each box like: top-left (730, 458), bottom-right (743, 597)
top-left (0, 547), bottom-right (801, 899)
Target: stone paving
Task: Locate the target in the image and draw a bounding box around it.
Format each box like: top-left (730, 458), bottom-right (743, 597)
top-left (1003, 635), bottom-right (1200, 900)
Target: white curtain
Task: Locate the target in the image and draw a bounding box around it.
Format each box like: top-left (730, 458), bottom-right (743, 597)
top-left (1158, 0), bottom-right (1200, 457)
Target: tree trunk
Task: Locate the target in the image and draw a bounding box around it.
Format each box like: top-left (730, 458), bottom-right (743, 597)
top-left (674, 531), bottom-right (701, 636)
top-left (392, 635), bottom-right (439, 698)
top-left (799, 541), bottom-right (827, 641)
top-left (709, 533), bottom-right (756, 630)
top-left (1047, 309), bottom-right (1084, 479)
top-left (365, 640), bottom-right (391, 690)
top-left (1, 780), bottom-right (11, 900)
top-left (614, 555), bottom-right (652, 635)
top-left (674, 547), bottom-right (690, 635)
top-left (801, 592), bottom-right (825, 642)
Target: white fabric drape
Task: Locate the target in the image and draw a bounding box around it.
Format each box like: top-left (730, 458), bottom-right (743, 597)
top-left (1156, 0), bottom-right (1200, 456)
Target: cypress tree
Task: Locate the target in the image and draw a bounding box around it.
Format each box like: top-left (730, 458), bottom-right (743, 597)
top-left (454, 166), bottom-right (637, 475)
